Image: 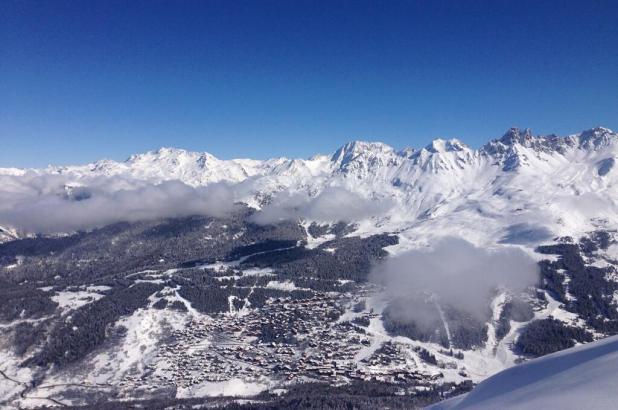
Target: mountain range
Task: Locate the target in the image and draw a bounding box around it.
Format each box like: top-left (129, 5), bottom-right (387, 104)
top-left (2, 126), bottom-right (617, 244)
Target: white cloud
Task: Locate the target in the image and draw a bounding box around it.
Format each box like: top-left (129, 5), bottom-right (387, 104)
top-left (0, 173), bottom-right (239, 234)
top-left (371, 236), bottom-right (539, 317)
top-left (251, 186), bottom-right (392, 225)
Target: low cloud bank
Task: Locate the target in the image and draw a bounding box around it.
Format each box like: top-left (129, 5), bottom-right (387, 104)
top-left (250, 187), bottom-right (393, 225)
top-left (0, 174), bottom-right (390, 234)
top-left (0, 173), bottom-right (239, 234)
top-left (372, 237), bottom-right (539, 317)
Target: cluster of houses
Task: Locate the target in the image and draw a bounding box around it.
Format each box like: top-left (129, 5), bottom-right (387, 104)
top-left (119, 291), bottom-right (437, 391)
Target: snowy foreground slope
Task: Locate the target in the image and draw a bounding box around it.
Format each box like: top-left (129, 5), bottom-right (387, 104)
top-left (429, 334), bottom-right (618, 410)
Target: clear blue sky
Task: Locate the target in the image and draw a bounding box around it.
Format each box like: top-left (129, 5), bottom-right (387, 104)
top-left (1, 0), bottom-right (617, 167)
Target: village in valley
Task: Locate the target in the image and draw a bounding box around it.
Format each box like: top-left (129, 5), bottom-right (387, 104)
top-left (119, 288), bottom-right (448, 394)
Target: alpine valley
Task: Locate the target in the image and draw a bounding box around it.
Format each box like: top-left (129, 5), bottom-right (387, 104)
top-left (2, 127), bottom-right (618, 409)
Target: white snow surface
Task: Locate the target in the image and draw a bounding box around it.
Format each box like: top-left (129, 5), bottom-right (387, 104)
top-left (177, 378), bottom-right (268, 398)
top-left (429, 334), bottom-right (618, 410)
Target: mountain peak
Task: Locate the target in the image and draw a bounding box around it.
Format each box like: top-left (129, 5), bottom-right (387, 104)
top-left (424, 138), bottom-right (468, 153)
top-left (127, 147), bottom-right (218, 164)
top-left (499, 127), bottom-right (534, 145)
top-left (578, 126), bottom-right (616, 150)
top-left (583, 126), bottom-right (614, 134)
top-left (330, 141), bottom-right (394, 163)
top-left (329, 140), bottom-right (398, 176)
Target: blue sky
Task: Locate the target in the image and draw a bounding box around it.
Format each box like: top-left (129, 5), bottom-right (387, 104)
top-left (1, 0), bottom-right (617, 167)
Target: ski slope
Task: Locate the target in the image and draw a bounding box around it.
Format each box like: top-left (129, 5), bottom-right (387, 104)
top-left (429, 334), bottom-right (618, 410)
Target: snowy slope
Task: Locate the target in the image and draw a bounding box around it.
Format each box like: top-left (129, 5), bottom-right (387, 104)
top-left (0, 224), bottom-right (19, 242)
top-left (429, 334), bottom-right (618, 410)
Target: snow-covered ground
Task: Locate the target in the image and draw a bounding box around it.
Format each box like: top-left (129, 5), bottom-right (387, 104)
top-left (429, 334), bottom-right (618, 410)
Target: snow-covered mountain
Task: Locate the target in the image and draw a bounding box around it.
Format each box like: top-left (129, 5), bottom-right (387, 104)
top-left (2, 126), bottom-right (617, 245)
top-left (429, 334), bottom-right (618, 410)
top-left (13, 127), bottom-right (615, 185)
